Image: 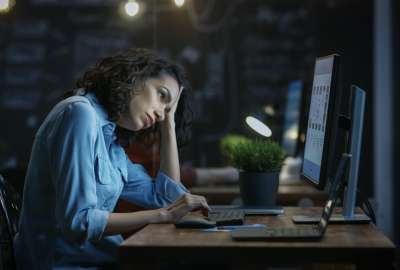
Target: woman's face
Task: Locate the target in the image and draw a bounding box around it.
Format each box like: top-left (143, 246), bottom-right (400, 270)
top-left (117, 74), bottom-right (180, 131)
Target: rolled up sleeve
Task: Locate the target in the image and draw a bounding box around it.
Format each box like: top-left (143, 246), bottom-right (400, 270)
top-left (120, 161), bottom-right (189, 209)
top-left (48, 101), bottom-right (109, 243)
top-left (85, 209), bottom-right (109, 241)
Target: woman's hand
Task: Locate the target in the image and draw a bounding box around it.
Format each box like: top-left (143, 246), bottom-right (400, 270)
top-left (158, 86), bottom-right (183, 182)
top-left (160, 86), bottom-right (183, 129)
top-left (159, 193), bottom-right (211, 223)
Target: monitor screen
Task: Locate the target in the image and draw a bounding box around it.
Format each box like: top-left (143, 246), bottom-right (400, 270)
top-left (281, 80), bottom-right (303, 156)
top-left (302, 54), bottom-right (340, 189)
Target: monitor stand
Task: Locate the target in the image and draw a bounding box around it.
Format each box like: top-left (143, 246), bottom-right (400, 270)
top-left (293, 86), bottom-right (371, 224)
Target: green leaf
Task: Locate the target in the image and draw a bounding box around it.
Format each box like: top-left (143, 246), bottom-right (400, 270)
top-left (221, 135), bottom-right (287, 172)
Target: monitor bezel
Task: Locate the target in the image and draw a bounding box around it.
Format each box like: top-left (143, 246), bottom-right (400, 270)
top-left (301, 54), bottom-right (341, 190)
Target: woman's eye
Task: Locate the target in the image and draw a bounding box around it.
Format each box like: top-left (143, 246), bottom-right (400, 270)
top-left (158, 90), bottom-right (166, 99)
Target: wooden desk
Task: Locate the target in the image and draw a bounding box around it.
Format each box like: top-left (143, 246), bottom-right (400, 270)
top-left (119, 207), bottom-right (395, 269)
top-left (190, 181), bottom-right (327, 206)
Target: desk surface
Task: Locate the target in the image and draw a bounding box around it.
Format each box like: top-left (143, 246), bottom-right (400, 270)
top-left (190, 180), bottom-right (328, 206)
top-left (119, 207), bottom-right (395, 268)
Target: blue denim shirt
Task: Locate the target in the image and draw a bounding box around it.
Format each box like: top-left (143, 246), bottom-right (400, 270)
top-left (14, 93), bottom-right (188, 270)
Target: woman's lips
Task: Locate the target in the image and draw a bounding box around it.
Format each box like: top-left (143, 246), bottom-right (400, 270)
top-left (144, 114), bottom-right (153, 128)
top-left (146, 113), bottom-right (154, 126)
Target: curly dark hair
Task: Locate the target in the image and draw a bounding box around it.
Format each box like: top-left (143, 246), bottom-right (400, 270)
top-left (64, 48), bottom-right (193, 148)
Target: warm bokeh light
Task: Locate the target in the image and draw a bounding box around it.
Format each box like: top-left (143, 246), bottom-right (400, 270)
top-left (124, 0), bottom-right (139, 17)
top-left (300, 133), bottom-right (306, 143)
top-left (284, 125), bottom-right (299, 140)
top-left (0, 0), bottom-right (9, 10)
top-left (174, 0), bottom-right (185, 7)
top-left (0, 0), bottom-right (13, 13)
top-left (263, 105), bottom-right (275, 117)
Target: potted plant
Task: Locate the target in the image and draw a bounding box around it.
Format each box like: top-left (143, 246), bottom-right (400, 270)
top-left (219, 134), bottom-right (250, 165)
top-left (229, 138), bottom-right (287, 206)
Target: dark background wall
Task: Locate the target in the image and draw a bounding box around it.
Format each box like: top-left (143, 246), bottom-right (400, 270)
top-left (0, 0), bottom-right (374, 194)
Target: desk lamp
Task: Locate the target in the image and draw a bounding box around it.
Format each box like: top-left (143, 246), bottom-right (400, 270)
top-left (245, 116), bottom-right (272, 138)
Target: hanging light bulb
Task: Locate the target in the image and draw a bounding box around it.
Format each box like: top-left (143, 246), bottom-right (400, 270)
top-left (174, 0), bottom-right (185, 7)
top-left (124, 0), bottom-right (140, 17)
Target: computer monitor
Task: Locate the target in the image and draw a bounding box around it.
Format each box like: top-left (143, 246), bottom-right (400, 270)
top-left (301, 54), bottom-right (341, 190)
top-left (295, 54), bottom-right (370, 223)
top-left (281, 80), bottom-right (303, 157)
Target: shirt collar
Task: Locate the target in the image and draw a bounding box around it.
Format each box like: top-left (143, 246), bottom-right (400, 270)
top-left (84, 91), bottom-right (116, 131)
top-left (83, 91), bottom-right (118, 151)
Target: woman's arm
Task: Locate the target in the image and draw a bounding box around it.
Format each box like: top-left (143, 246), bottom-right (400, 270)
top-left (159, 120), bottom-right (180, 182)
top-left (105, 193), bottom-right (210, 235)
top-left (49, 101), bottom-right (109, 242)
top-left (159, 88), bottom-right (183, 183)
top-left (104, 209), bottom-right (167, 235)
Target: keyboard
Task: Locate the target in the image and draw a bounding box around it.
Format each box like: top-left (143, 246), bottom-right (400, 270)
top-left (207, 209), bottom-right (245, 226)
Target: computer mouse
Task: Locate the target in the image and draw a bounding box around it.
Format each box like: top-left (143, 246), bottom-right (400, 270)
top-left (174, 217), bottom-right (216, 229)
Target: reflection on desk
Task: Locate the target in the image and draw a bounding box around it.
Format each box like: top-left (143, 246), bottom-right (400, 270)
top-left (119, 207), bottom-right (395, 269)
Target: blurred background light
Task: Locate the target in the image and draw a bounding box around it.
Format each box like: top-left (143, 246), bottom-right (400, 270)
top-left (174, 0), bottom-right (185, 8)
top-left (0, 0), bottom-right (15, 13)
top-left (124, 0), bottom-right (139, 17)
top-left (263, 105), bottom-right (276, 117)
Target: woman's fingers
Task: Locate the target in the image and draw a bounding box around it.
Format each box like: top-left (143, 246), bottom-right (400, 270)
top-left (186, 194), bottom-right (210, 211)
top-left (189, 194), bottom-right (211, 212)
top-left (167, 193), bottom-right (210, 222)
top-left (168, 87), bottom-right (183, 116)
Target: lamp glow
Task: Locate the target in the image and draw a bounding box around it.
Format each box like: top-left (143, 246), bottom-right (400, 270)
top-left (174, 0), bottom-right (185, 7)
top-left (245, 116), bottom-right (272, 137)
top-left (124, 0), bottom-right (139, 17)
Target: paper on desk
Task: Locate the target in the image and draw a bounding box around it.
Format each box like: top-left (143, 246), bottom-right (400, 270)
top-left (201, 224), bottom-right (266, 232)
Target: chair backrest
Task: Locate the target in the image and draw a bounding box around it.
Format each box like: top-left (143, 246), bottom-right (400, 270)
top-left (0, 174), bottom-right (21, 270)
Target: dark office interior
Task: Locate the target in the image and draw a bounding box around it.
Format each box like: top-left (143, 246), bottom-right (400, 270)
top-left (0, 0), bottom-right (399, 269)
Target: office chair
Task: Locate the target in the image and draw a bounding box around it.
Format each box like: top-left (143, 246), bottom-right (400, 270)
top-left (0, 174), bottom-right (21, 270)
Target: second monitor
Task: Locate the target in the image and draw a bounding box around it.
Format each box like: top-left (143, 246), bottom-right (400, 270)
top-left (295, 54), bottom-right (370, 223)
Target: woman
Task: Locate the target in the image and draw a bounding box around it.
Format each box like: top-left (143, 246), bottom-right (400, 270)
top-left (14, 48), bottom-right (210, 269)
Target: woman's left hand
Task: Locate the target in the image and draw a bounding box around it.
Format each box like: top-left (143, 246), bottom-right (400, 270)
top-left (159, 86), bottom-right (183, 182)
top-left (161, 86), bottom-right (183, 128)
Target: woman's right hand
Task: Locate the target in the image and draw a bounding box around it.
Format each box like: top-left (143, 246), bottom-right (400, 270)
top-left (159, 193), bottom-right (211, 223)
